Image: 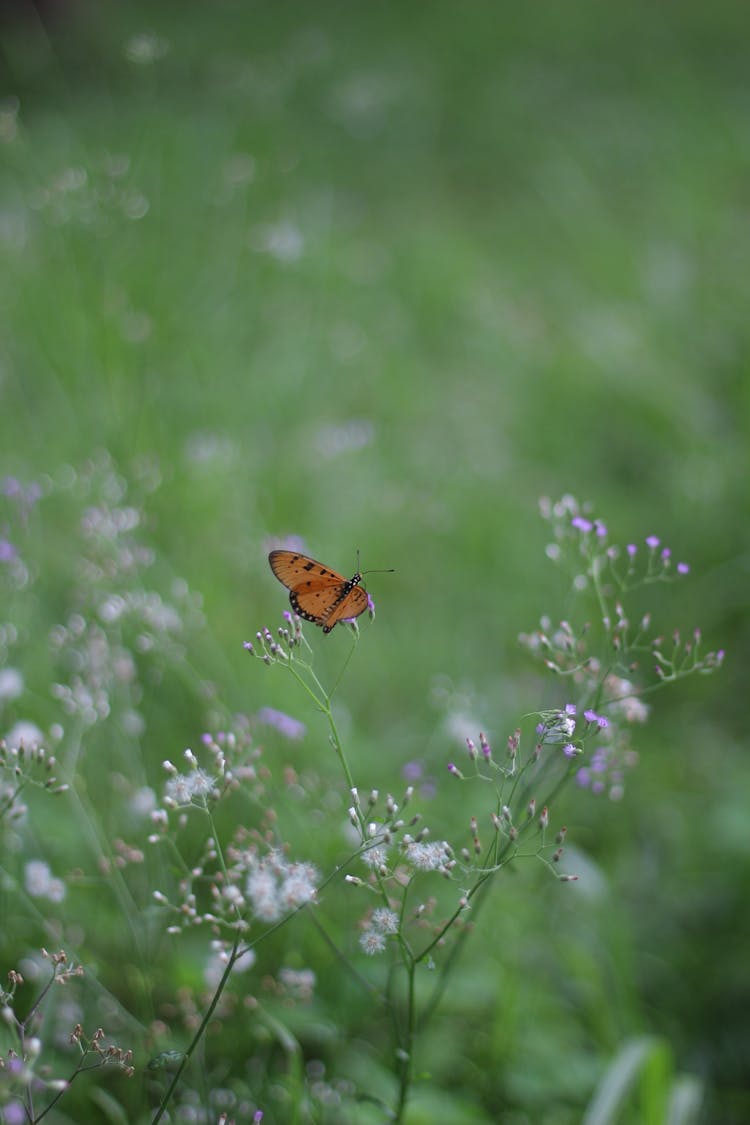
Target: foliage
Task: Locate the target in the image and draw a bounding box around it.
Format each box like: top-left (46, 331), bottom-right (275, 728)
top-left (1, 1), bottom-right (748, 1121)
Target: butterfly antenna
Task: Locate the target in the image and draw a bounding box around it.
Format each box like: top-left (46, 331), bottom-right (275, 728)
top-left (355, 548), bottom-right (394, 576)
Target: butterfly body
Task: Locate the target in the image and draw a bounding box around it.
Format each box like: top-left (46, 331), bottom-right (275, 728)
top-left (268, 550), bottom-right (370, 633)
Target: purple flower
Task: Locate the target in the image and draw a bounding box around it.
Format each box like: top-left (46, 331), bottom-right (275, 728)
top-left (677, 562), bottom-right (689, 575)
top-left (256, 707), bottom-right (306, 740)
top-left (564, 703), bottom-right (577, 716)
top-left (0, 538), bottom-right (17, 562)
top-left (563, 743), bottom-right (577, 758)
top-left (645, 535), bottom-right (660, 549)
top-left (576, 767), bottom-right (591, 788)
top-left (626, 543), bottom-right (637, 557)
top-left (661, 548), bottom-right (671, 561)
top-left (402, 760), bottom-right (423, 781)
top-left (571, 516), bottom-right (594, 533)
top-left (3, 1100), bottom-right (27, 1125)
top-left (583, 709), bottom-right (608, 729)
top-left (594, 520), bottom-right (608, 538)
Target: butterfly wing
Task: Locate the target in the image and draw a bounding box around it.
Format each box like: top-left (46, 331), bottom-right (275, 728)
top-left (320, 584), bottom-right (369, 633)
top-left (269, 550), bottom-right (363, 631)
top-left (268, 550), bottom-right (345, 592)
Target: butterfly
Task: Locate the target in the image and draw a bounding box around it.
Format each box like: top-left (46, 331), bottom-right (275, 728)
top-left (268, 549), bottom-right (391, 634)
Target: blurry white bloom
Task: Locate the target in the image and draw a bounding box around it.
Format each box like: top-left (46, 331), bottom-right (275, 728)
top-left (251, 221), bottom-right (304, 263)
top-left (245, 854), bottom-right (319, 923)
top-left (24, 860), bottom-right (66, 902)
top-left (605, 676), bottom-right (650, 723)
top-left (279, 967), bottom-right (315, 1000)
top-left (371, 908), bottom-right (399, 934)
top-left (164, 768), bottom-right (216, 806)
top-left (204, 947), bottom-right (256, 988)
top-left (5, 720), bottom-right (43, 748)
top-left (130, 787), bottom-right (157, 817)
top-left (124, 32), bottom-right (170, 65)
top-left (0, 667), bottom-right (23, 701)
top-left (403, 839), bottom-right (453, 872)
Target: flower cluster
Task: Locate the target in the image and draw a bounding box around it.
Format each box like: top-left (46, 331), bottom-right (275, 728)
top-left (47, 455), bottom-right (204, 736)
top-left (512, 496), bottom-right (726, 800)
top-left (0, 736), bottom-right (68, 829)
top-left (244, 613), bottom-right (309, 667)
top-left (0, 475), bottom-right (43, 593)
top-left (0, 950), bottom-right (133, 1124)
top-left (540, 494), bottom-right (691, 588)
top-left (359, 907), bottom-right (400, 955)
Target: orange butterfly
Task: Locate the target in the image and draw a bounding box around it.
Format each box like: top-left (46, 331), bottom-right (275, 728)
top-left (268, 550), bottom-right (390, 634)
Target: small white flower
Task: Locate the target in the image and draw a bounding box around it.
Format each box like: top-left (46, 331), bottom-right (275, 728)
top-left (5, 720), bottom-right (43, 748)
top-left (24, 860), bottom-right (66, 902)
top-left (279, 863), bottom-right (319, 910)
top-left (130, 787), bottom-right (157, 816)
top-left (279, 967), bottom-right (315, 999)
top-left (0, 667), bottom-right (23, 701)
top-left (164, 768), bottom-right (215, 806)
top-left (246, 867), bottom-right (282, 922)
top-left (371, 908), bottom-right (399, 935)
top-left (361, 844), bottom-right (388, 870)
top-left (403, 840), bottom-right (453, 872)
top-left (359, 928), bottom-right (386, 955)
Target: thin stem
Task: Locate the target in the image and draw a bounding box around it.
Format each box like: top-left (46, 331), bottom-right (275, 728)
top-left (151, 932), bottom-right (242, 1124)
top-left (393, 962), bottom-right (416, 1124)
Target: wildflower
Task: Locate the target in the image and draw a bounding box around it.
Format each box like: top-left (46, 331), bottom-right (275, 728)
top-left (403, 839), bottom-right (453, 872)
top-left (371, 908), bottom-right (399, 935)
top-left (279, 863), bottom-right (319, 910)
top-left (164, 768), bottom-right (216, 806)
top-left (24, 860), bottom-right (66, 903)
top-left (571, 516), bottom-right (594, 533)
top-left (256, 707), bottom-right (306, 740)
top-left (246, 867), bottom-right (282, 922)
top-left (605, 676), bottom-right (649, 723)
top-left (0, 667), bottom-right (23, 701)
top-left (279, 967), bottom-right (316, 1000)
top-left (245, 854), bottom-right (319, 922)
top-left (645, 535), bottom-right (660, 549)
top-left (359, 928), bottom-right (386, 955)
top-left (5, 720), bottom-right (43, 748)
top-left (361, 844), bottom-right (388, 870)
top-left (583, 709), bottom-right (608, 729)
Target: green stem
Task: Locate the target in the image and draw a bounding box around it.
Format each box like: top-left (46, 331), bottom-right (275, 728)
top-left (151, 933), bottom-right (242, 1124)
top-left (393, 962), bottom-right (416, 1124)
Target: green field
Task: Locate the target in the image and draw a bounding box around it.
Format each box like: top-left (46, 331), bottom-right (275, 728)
top-left (1, 2), bottom-right (749, 1122)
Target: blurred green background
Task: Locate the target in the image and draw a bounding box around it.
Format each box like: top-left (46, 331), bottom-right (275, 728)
top-left (1, 1), bottom-right (749, 1122)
